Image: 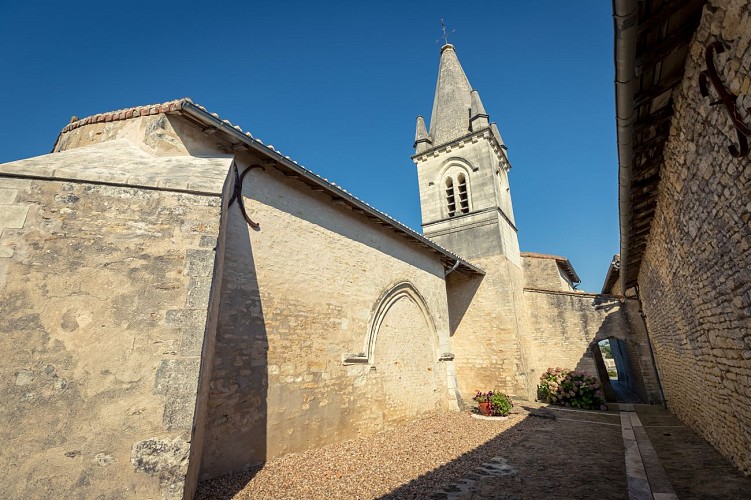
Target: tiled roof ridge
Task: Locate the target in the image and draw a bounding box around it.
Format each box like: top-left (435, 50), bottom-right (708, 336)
top-left (60, 98), bottom-right (194, 134)
top-left (520, 251), bottom-right (568, 261)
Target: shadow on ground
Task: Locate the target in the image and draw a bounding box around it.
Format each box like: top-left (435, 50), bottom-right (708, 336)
top-left (635, 404), bottom-right (751, 499)
top-left (381, 404), bottom-right (627, 499)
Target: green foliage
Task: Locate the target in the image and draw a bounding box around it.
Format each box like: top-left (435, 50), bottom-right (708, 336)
top-left (489, 391), bottom-right (513, 416)
top-left (600, 343), bottom-right (613, 359)
top-left (473, 390), bottom-right (514, 416)
top-left (538, 367), bottom-right (605, 410)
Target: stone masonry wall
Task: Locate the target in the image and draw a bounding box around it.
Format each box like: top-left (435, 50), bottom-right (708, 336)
top-left (636, 0), bottom-right (751, 474)
top-left (523, 256), bottom-right (573, 292)
top-left (521, 290), bottom-right (661, 404)
top-left (0, 176), bottom-right (221, 499)
top-left (200, 162), bottom-right (456, 478)
top-left (446, 256), bottom-right (531, 401)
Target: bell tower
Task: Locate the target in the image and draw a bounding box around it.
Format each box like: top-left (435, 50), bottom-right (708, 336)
top-left (412, 44), bottom-right (520, 266)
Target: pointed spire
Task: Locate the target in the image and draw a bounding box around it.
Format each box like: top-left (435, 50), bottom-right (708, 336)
top-left (491, 123), bottom-right (506, 148)
top-left (414, 115), bottom-right (432, 153)
top-left (428, 44), bottom-right (474, 145)
top-left (469, 90), bottom-right (489, 130)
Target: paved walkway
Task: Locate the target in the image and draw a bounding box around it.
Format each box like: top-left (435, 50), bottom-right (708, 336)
top-left (620, 404), bottom-right (676, 499)
top-left (633, 404), bottom-right (751, 499)
top-left (430, 402), bottom-right (751, 499)
top-left (611, 380), bottom-right (644, 404)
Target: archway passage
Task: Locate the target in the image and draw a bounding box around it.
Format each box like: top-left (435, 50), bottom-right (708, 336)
top-left (598, 340), bottom-right (618, 380)
top-left (373, 294), bottom-right (443, 423)
top-left (593, 338), bottom-right (644, 403)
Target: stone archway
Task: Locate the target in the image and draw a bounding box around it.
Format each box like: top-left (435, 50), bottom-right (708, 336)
top-left (591, 337), bottom-right (646, 403)
top-left (366, 282), bottom-right (445, 423)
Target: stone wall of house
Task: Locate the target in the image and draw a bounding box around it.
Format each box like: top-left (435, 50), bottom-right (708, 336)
top-left (636, 0), bottom-right (751, 475)
top-left (520, 289), bottom-right (661, 404)
top-left (200, 160), bottom-right (457, 479)
top-left (0, 176), bottom-right (223, 499)
top-left (523, 255), bottom-right (574, 292)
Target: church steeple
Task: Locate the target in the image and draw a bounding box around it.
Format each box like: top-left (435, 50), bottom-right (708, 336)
top-left (469, 90), bottom-right (489, 130)
top-left (429, 44), bottom-right (474, 146)
top-left (411, 43), bottom-right (520, 266)
top-left (414, 115), bottom-right (432, 154)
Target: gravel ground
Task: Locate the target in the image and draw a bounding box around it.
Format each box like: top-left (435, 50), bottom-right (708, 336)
top-left (197, 403), bottom-right (748, 499)
top-left (196, 410), bottom-right (544, 499)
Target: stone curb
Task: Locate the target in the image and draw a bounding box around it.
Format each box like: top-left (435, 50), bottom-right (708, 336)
top-left (620, 407), bottom-right (678, 500)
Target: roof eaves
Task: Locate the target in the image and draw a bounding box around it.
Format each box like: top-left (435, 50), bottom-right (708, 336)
top-left (520, 251), bottom-right (580, 284)
top-left (557, 259), bottom-right (581, 285)
top-left (178, 102), bottom-right (484, 277)
top-left (601, 254), bottom-right (621, 295)
top-left (613, 0), bottom-right (705, 294)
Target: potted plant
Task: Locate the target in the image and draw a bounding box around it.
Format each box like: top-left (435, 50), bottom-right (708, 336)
top-left (489, 391), bottom-right (514, 417)
top-left (473, 391), bottom-right (492, 416)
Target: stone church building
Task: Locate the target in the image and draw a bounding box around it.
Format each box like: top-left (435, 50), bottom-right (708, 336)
top-left (0, 18), bottom-right (722, 497)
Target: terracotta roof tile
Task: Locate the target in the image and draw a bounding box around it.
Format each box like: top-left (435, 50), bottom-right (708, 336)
top-left (60, 98), bottom-right (194, 134)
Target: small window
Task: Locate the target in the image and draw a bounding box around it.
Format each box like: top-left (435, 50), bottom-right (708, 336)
top-left (445, 178), bottom-right (456, 217)
top-left (457, 174), bottom-right (469, 213)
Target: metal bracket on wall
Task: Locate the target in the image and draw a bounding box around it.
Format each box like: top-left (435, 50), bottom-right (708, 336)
top-left (342, 353), bottom-right (369, 365)
top-left (699, 40), bottom-right (751, 158)
top-left (228, 162), bottom-right (265, 229)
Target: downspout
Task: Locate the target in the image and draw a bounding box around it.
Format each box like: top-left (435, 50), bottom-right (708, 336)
top-left (634, 285), bottom-right (667, 408)
top-left (614, 0), bottom-right (638, 295)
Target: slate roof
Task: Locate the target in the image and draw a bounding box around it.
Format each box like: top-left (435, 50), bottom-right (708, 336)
top-left (429, 44), bottom-right (475, 146)
top-left (416, 44), bottom-right (506, 154)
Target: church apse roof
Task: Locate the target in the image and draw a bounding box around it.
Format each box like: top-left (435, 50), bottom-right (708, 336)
top-left (3, 98), bottom-right (484, 277)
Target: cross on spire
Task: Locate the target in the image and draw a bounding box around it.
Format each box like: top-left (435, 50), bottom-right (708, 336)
top-left (436, 19), bottom-right (455, 45)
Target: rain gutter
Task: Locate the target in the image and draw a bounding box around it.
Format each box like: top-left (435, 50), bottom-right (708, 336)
top-left (614, 0), bottom-right (639, 295)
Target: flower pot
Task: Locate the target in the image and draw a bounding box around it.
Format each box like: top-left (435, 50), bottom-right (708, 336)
top-left (478, 402), bottom-right (492, 416)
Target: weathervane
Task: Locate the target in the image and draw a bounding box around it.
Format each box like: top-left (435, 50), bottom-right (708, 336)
top-left (436, 19), bottom-right (455, 45)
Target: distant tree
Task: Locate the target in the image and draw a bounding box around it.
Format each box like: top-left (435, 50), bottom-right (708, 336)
top-left (599, 340), bottom-right (613, 359)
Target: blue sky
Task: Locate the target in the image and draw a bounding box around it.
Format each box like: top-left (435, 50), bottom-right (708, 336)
top-left (0, 1), bottom-right (618, 291)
